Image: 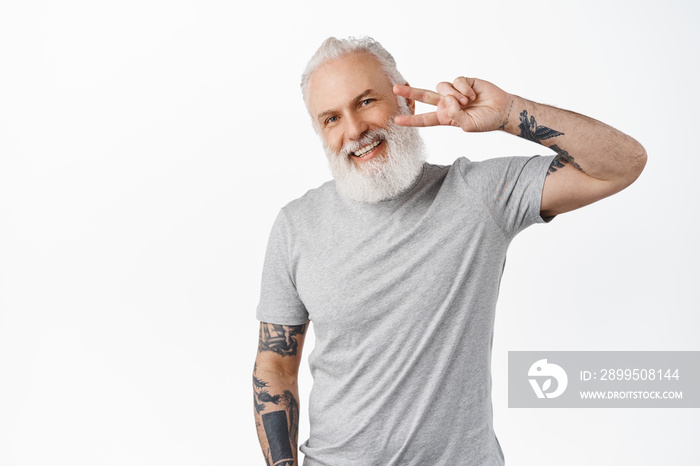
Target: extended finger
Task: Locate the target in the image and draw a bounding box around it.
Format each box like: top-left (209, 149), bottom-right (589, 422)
top-left (394, 111), bottom-right (440, 127)
top-left (452, 76), bottom-right (477, 101)
top-left (393, 84), bottom-right (440, 106)
top-left (436, 81), bottom-right (469, 106)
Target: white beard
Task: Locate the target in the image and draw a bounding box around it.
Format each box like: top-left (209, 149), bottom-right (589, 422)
top-left (324, 119), bottom-right (427, 203)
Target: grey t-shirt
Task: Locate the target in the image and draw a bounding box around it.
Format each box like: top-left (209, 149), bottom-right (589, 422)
top-left (257, 155), bottom-right (556, 465)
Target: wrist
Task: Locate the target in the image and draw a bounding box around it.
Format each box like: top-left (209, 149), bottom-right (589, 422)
top-left (499, 94), bottom-right (524, 134)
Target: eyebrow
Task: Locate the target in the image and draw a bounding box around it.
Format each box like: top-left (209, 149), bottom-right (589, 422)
top-left (317, 89), bottom-right (374, 121)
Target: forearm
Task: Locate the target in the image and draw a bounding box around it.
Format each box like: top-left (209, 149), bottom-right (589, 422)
top-left (253, 362), bottom-right (301, 466)
top-left (501, 94), bottom-right (647, 187)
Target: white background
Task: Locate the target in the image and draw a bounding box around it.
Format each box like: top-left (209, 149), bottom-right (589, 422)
top-left (1, 0), bottom-right (698, 465)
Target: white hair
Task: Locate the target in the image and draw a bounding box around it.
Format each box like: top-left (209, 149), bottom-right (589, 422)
top-left (300, 36), bottom-right (407, 111)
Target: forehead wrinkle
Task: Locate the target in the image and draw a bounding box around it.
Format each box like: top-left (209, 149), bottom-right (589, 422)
top-left (309, 52), bottom-right (393, 120)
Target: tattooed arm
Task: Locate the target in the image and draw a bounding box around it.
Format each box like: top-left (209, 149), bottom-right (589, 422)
top-left (498, 94), bottom-right (647, 218)
top-left (254, 321), bottom-right (309, 466)
top-left (394, 78), bottom-right (647, 217)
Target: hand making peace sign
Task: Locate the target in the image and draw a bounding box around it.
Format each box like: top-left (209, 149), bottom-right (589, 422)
top-left (393, 77), bottom-right (512, 133)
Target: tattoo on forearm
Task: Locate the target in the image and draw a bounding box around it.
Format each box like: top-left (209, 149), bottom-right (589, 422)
top-left (282, 390), bottom-right (300, 449)
top-left (253, 363), bottom-right (280, 413)
top-left (262, 410), bottom-right (294, 466)
top-left (254, 323), bottom-right (306, 463)
top-left (516, 110), bottom-right (586, 177)
top-left (518, 110), bottom-right (564, 142)
top-left (258, 323), bottom-right (306, 357)
top-left (253, 364), bottom-right (301, 462)
top-left (499, 99), bottom-right (514, 130)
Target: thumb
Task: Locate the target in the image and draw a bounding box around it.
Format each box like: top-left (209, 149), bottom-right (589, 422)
top-left (444, 94), bottom-right (469, 130)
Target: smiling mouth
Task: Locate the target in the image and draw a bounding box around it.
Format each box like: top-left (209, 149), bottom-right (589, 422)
top-left (352, 139), bottom-right (382, 157)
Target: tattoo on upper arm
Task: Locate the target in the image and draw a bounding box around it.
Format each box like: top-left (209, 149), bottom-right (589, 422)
top-left (547, 145), bottom-right (586, 176)
top-left (516, 110), bottom-right (586, 177)
top-left (258, 322), bottom-right (307, 357)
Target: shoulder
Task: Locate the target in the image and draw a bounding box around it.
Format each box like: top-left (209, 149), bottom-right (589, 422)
top-left (277, 179), bottom-right (338, 229)
top-left (417, 160), bottom-right (453, 188)
top-left (284, 179), bottom-right (335, 207)
top-left (451, 155), bottom-right (554, 184)
top-left (451, 154), bottom-right (534, 173)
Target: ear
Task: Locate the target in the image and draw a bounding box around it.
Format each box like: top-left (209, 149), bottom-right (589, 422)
top-left (403, 82), bottom-right (415, 115)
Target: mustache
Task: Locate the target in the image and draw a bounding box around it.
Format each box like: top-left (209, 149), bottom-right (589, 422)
top-left (338, 127), bottom-right (390, 158)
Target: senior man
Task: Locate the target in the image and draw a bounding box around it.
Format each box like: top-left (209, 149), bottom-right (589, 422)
top-left (252, 36), bottom-right (646, 466)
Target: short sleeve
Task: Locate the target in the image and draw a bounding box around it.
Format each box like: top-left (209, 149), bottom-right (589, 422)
top-left (256, 209), bottom-right (309, 325)
top-left (457, 155), bottom-right (557, 239)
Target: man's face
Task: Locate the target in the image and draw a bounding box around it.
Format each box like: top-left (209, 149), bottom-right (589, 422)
top-left (307, 52), bottom-right (412, 167)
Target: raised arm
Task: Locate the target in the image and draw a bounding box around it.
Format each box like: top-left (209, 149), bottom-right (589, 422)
top-left (394, 78), bottom-right (647, 218)
top-left (253, 321), bottom-right (309, 466)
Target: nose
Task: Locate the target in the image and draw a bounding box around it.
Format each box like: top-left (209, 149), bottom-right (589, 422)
top-left (345, 112), bottom-right (369, 141)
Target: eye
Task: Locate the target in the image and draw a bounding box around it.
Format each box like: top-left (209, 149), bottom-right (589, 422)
top-left (324, 115), bottom-right (338, 126)
top-left (361, 98), bottom-right (374, 106)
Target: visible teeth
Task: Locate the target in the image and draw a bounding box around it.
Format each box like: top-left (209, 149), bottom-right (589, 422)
top-left (353, 139), bottom-right (381, 157)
